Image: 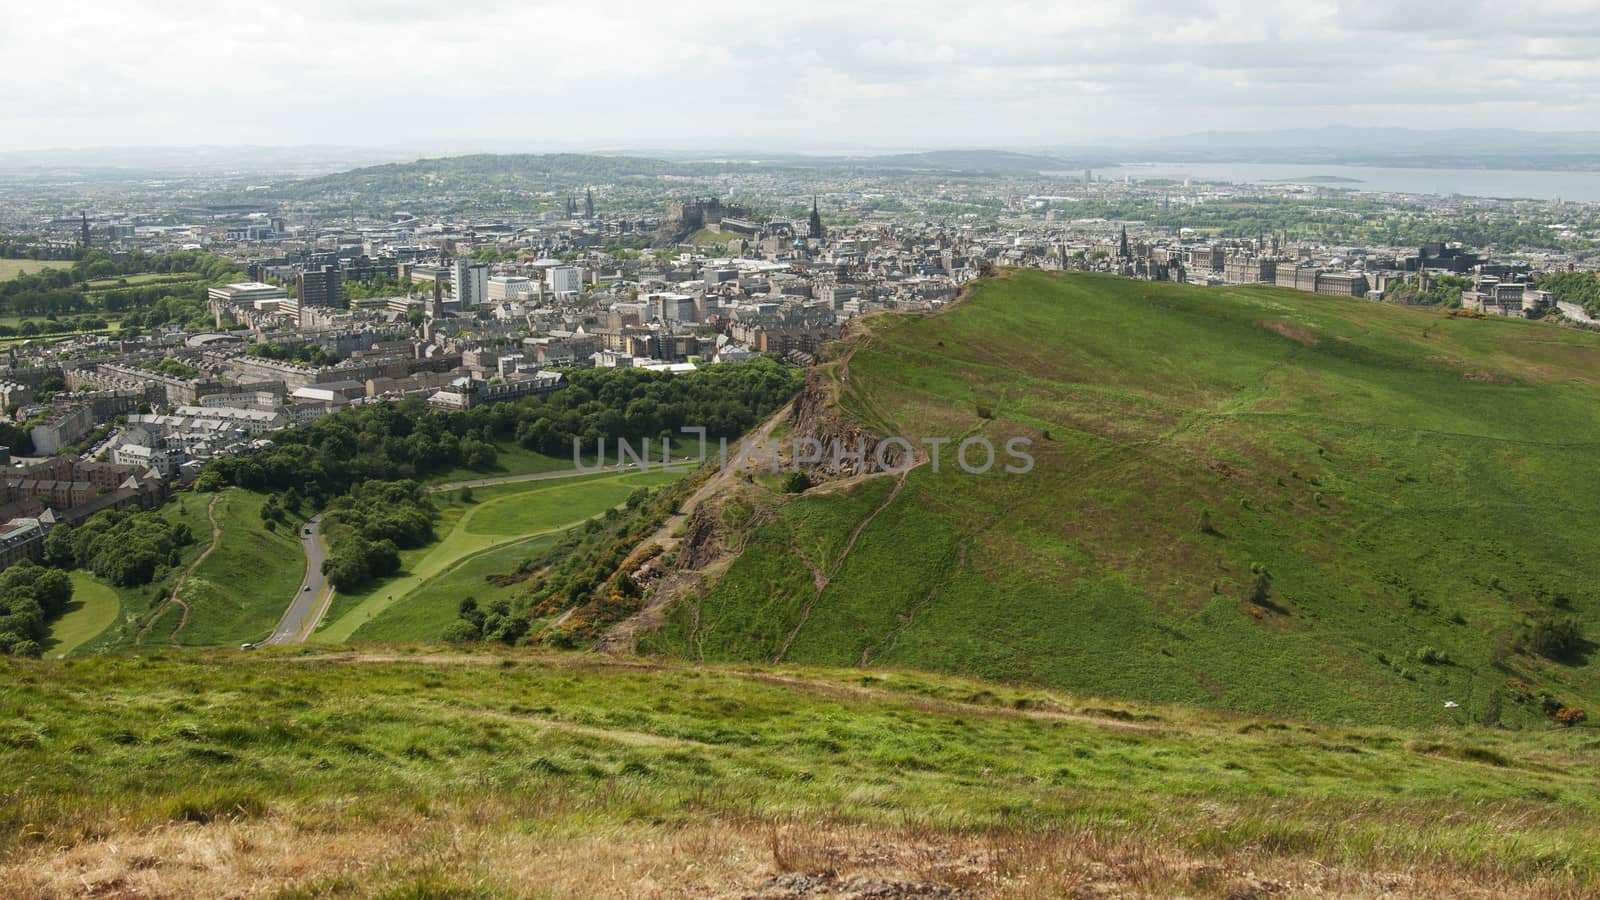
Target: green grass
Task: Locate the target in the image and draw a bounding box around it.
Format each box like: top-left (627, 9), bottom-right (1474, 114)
top-left (174, 491), bottom-right (307, 647)
top-left (3, 648), bottom-right (1599, 895)
top-left (0, 259), bottom-right (65, 281)
top-left (422, 440), bottom-right (573, 484)
top-left (422, 436), bottom-right (708, 485)
top-left (655, 271), bottom-right (1600, 727)
top-left (82, 272), bottom-right (203, 291)
top-left (314, 470), bottom-right (681, 642)
top-left (81, 489), bottom-right (308, 653)
top-left (351, 533), bottom-right (561, 642)
top-left (44, 572), bottom-right (121, 658)
top-left (687, 227), bottom-right (744, 247)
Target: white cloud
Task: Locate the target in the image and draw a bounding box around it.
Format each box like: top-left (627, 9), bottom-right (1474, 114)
top-left (1, 0), bottom-right (1597, 150)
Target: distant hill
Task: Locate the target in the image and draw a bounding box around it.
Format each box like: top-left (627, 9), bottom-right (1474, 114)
top-left (1086, 127), bottom-right (1600, 170)
top-left (264, 152), bottom-right (729, 201)
top-left (256, 148), bottom-right (1088, 204)
top-left (817, 149), bottom-right (1083, 175)
top-left (639, 272), bottom-right (1600, 727)
top-left (0, 145), bottom-right (412, 179)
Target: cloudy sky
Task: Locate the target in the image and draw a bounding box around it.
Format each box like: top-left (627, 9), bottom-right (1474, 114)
top-left (3, 0), bottom-right (1598, 152)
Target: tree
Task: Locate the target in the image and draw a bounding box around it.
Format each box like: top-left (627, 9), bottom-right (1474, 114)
top-left (782, 470), bottom-right (813, 494)
top-left (0, 564), bottom-right (74, 655)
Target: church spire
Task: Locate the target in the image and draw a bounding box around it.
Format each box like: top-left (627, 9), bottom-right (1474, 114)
top-left (808, 195), bottom-right (824, 240)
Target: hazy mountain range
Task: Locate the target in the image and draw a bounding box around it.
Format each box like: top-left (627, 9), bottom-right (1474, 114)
top-left (4, 128), bottom-right (1600, 179)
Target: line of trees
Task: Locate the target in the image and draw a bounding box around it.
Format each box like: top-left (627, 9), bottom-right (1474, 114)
top-left (201, 357), bottom-right (803, 503)
top-left (0, 249), bottom-right (242, 322)
top-left (247, 342), bottom-right (338, 366)
top-left (1383, 273), bottom-right (1471, 307)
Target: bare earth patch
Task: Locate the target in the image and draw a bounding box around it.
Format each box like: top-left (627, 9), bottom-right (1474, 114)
top-left (1259, 320), bottom-right (1320, 346)
top-left (4, 817), bottom-right (1574, 899)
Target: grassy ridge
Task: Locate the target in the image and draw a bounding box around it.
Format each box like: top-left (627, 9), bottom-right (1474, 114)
top-left (2, 648), bottom-right (1598, 896)
top-left (656, 271), bottom-right (1600, 727)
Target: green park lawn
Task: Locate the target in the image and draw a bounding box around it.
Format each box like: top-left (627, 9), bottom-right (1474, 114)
top-left (78, 489), bottom-right (307, 654)
top-left (0, 259), bottom-right (65, 281)
top-left (44, 572), bottom-right (121, 658)
top-left (350, 532), bottom-right (561, 642)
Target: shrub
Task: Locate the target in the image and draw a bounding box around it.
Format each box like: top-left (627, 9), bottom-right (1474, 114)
top-left (1248, 571), bottom-right (1271, 605)
top-left (781, 470), bottom-right (813, 494)
top-left (1524, 617), bottom-right (1585, 661)
top-left (1415, 646), bottom-right (1449, 666)
top-left (1556, 707), bottom-right (1587, 727)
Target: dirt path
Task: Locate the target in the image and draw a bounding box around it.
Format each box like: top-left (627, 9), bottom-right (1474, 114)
top-left (135, 494), bottom-right (222, 647)
top-left (595, 408), bottom-right (791, 654)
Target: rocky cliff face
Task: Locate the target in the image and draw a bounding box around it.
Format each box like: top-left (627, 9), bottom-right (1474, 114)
top-left (785, 369), bottom-right (908, 477)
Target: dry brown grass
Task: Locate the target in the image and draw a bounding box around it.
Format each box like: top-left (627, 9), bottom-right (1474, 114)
top-left (4, 813), bottom-right (1588, 899)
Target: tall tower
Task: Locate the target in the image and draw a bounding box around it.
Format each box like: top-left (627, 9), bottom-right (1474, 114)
top-left (80, 211), bottom-right (90, 249)
top-left (808, 195), bottom-right (824, 240)
top-left (1118, 225), bottom-right (1130, 260)
top-left (584, 188), bottom-right (595, 219)
top-left (430, 264), bottom-right (446, 319)
top-left (566, 196), bottom-right (577, 219)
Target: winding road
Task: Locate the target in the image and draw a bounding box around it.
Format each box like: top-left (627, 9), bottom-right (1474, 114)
top-left (262, 514), bottom-right (329, 646)
top-left (261, 459), bottom-right (696, 646)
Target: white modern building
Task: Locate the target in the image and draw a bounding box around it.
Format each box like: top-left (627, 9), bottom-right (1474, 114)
top-left (487, 275), bottom-right (534, 301)
top-left (453, 258), bottom-right (489, 307)
top-left (546, 266), bottom-right (583, 296)
top-left (206, 282), bottom-right (287, 306)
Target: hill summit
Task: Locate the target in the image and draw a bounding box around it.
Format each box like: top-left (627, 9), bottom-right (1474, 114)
top-left (636, 271), bottom-right (1600, 727)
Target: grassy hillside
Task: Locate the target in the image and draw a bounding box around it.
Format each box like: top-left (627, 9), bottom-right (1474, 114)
top-left (3, 648), bottom-right (1599, 897)
top-left (649, 271), bottom-right (1600, 727)
top-left (315, 470), bottom-right (681, 643)
top-left (77, 489), bottom-right (308, 654)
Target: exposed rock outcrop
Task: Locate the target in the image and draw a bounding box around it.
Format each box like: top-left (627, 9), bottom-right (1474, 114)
top-left (785, 369), bottom-right (908, 477)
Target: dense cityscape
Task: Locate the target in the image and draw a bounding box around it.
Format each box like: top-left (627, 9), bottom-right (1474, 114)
top-left (0, 153), bottom-right (1596, 544)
